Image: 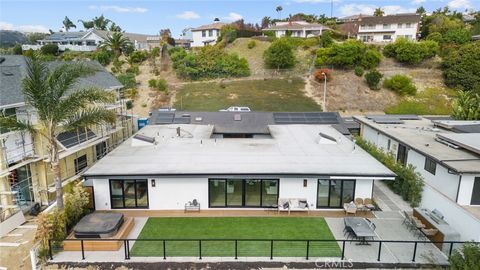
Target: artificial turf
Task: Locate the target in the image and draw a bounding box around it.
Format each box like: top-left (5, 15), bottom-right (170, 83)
top-left (130, 217), bottom-right (341, 258)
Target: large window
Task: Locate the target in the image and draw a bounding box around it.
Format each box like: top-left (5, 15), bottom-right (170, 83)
top-left (424, 157), bottom-right (437, 175)
top-left (208, 179), bottom-right (279, 208)
top-left (317, 179), bottom-right (356, 208)
top-left (109, 179), bottom-right (148, 209)
top-left (397, 144), bottom-right (408, 166)
top-left (74, 155), bottom-right (88, 174)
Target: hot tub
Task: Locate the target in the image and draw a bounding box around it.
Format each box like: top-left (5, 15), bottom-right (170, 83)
top-left (73, 213), bottom-right (124, 239)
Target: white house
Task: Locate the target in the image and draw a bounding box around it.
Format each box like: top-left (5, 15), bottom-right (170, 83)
top-left (22, 29), bottom-right (152, 52)
top-left (354, 115), bottom-right (480, 241)
top-left (356, 13), bottom-right (421, 42)
top-left (191, 22), bottom-right (226, 47)
top-left (84, 114), bottom-right (395, 212)
top-left (262, 21), bottom-right (330, 38)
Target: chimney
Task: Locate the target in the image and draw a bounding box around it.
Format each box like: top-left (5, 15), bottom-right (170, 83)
top-left (176, 127), bottom-right (181, 137)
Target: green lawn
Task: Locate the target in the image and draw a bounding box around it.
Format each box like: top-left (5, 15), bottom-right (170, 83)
top-left (130, 217), bottom-right (341, 257)
top-left (173, 78), bottom-right (322, 111)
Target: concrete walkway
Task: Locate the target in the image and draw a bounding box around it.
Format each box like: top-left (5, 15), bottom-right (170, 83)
top-left (373, 181), bottom-right (412, 213)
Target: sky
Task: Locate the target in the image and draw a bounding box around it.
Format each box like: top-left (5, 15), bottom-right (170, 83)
top-left (0, 0), bottom-right (478, 37)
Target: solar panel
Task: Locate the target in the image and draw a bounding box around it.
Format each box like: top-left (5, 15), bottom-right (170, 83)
top-left (436, 133), bottom-right (480, 155)
top-left (57, 128), bottom-right (97, 148)
top-left (273, 112), bottom-right (339, 124)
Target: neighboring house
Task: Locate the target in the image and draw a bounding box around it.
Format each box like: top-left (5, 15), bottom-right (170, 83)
top-left (22, 29), bottom-right (152, 52)
top-left (84, 111), bottom-right (395, 211)
top-left (174, 39), bottom-right (193, 50)
top-left (0, 55), bottom-right (134, 221)
top-left (356, 13), bottom-right (421, 42)
top-left (146, 36), bottom-right (161, 49)
top-left (191, 21), bottom-right (226, 47)
top-left (262, 21), bottom-right (330, 38)
top-left (354, 115), bottom-right (480, 241)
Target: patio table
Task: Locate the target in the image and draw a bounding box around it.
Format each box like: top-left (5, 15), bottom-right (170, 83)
top-left (344, 217), bottom-right (376, 245)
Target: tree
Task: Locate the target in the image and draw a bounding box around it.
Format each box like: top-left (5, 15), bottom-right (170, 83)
top-left (160, 29), bottom-right (175, 46)
top-left (374, 8), bottom-right (385, 17)
top-left (263, 38), bottom-right (295, 69)
top-left (276, 6), bottom-right (283, 19)
top-left (416, 6), bottom-right (426, 15)
top-left (108, 22), bottom-right (122, 32)
top-left (62, 16), bottom-right (76, 32)
top-left (41, 44), bottom-right (59, 55)
top-left (383, 38), bottom-right (439, 64)
top-left (452, 91), bottom-right (480, 120)
top-left (449, 242), bottom-right (480, 269)
top-left (365, 70), bottom-right (383, 90)
top-left (92, 14), bottom-right (111, 30)
top-left (0, 54), bottom-right (115, 210)
top-left (442, 43), bottom-right (480, 91)
top-left (78, 19), bottom-right (94, 30)
top-left (99, 32), bottom-right (132, 58)
top-left (443, 28), bottom-right (471, 45)
top-left (261, 16), bottom-right (271, 29)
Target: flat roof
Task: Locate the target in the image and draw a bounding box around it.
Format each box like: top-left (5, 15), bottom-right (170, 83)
top-left (84, 124), bottom-right (395, 178)
top-left (354, 116), bottom-right (480, 173)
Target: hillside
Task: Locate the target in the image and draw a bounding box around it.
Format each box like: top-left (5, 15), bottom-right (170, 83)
top-left (0, 30), bottom-right (27, 48)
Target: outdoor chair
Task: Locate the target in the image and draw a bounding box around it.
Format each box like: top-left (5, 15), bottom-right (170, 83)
top-left (354, 198), bottom-right (364, 208)
top-left (343, 202), bottom-right (357, 216)
top-left (363, 198), bottom-right (375, 210)
top-left (402, 211), bottom-right (416, 230)
top-left (421, 228), bottom-right (439, 237)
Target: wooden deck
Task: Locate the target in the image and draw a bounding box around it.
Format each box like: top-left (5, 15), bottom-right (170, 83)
top-left (102, 209), bottom-right (374, 218)
top-left (63, 217), bottom-right (134, 251)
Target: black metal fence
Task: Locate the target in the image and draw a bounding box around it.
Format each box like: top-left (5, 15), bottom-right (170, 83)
top-left (50, 238), bottom-right (480, 262)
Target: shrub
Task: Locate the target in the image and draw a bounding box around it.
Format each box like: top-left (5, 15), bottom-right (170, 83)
top-left (263, 38), bottom-right (296, 69)
top-left (302, 37), bottom-right (319, 49)
top-left (111, 58), bottom-right (124, 74)
top-left (385, 88), bottom-right (453, 115)
top-left (151, 47), bottom-right (160, 58)
top-left (383, 74), bottom-right (417, 95)
top-left (13, 44), bottom-right (22, 55)
top-left (117, 73), bottom-right (137, 89)
top-left (355, 137), bottom-right (424, 207)
top-left (125, 88), bottom-right (139, 100)
top-left (156, 78), bottom-right (168, 91)
top-left (426, 32), bottom-right (443, 43)
top-left (452, 90), bottom-right (480, 120)
top-left (94, 50), bottom-right (112, 66)
top-left (365, 70), bottom-right (383, 90)
top-left (64, 186), bottom-right (89, 230)
top-left (449, 242), bottom-right (480, 270)
top-left (129, 50), bottom-right (149, 64)
top-left (40, 44), bottom-right (59, 55)
top-left (219, 25), bottom-right (238, 44)
top-left (444, 28), bottom-right (471, 45)
top-left (126, 100), bottom-right (133, 110)
top-left (126, 64), bottom-right (140, 75)
top-left (313, 68), bottom-right (332, 82)
top-left (382, 38), bottom-right (438, 64)
top-left (315, 39), bottom-right (381, 69)
top-left (148, 78), bottom-right (157, 88)
top-left (354, 66), bottom-right (364, 77)
top-left (35, 209), bottom-right (65, 262)
top-left (319, 31), bottom-right (334, 48)
top-left (442, 43), bottom-right (480, 91)
top-left (247, 40), bottom-right (256, 49)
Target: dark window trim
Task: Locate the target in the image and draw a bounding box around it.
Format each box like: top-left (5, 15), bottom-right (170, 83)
top-left (424, 157), bottom-right (437, 175)
top-left (208, 179), bottom-right (279, 208)
top-left (74, 155), bottom-right (88, 174)
top-left (109, 179), bottom-right (149, 209)
top-left (316, 179), bottom-right (356, 209)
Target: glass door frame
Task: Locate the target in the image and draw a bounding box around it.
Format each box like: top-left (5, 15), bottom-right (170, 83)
top-left (316, 179), bottom-right (356, 208)
top-left (109, 179), bottom-right (149, 209)
top-left (208, 179), bottom-right (279, 208)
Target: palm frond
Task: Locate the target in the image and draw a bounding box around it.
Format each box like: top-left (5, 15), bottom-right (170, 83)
top-left (21, 53), bottom-right (51, 120)
top-left (56, 88), bottom-right (115, 120)
top-left (0, 114), bottom-right (36, 134)
top-left (47, 62), bottom-right (98, 100)
top-left (62, 107), bottom-right (116, 132)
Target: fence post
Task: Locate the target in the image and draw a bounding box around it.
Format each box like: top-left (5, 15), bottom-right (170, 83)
top-left (81, 240), bottom-right (85, 260)
top-left (377, 241), bottom-right (382, 262)
top-left (126, 240), bottom-right (130, 260)
top-left (449, 242), bottom-right (454, 257)
top-left (199, 240), bottom-right (202, 260)
top-left (412, 242), bottom-right (418, 262)
top-left (48, 239), bottom-right (53, 260)
top-left (123, 240), bottom-right (128, 260)
top-left (306, 240), bottom-right (310, 260)
top-left (270, 240), bottom-right (273, 260)
top-left (341, 240), bottom-right (346, 260)
top-left (235, 240), bottom-right (238, 260)
top-left (163, 240), bottom-right (166, 260)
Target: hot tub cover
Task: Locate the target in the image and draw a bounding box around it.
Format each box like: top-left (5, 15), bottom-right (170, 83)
top-left (74, 212), bottom-right (124, 236)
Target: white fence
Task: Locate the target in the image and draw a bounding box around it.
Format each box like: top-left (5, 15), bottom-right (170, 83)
top-left (22, 44), bottom-right (98, 52)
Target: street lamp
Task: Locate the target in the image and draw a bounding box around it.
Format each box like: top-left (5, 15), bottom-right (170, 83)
top-left (321, 72), bottom-right (327, 111)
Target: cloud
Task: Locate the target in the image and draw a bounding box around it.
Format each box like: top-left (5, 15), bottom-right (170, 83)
top-left (176, 11), bottom-right (200, 20)
top-left (293, 0), bottom-right (340, 3)
top-left (339, 4), bottom-right (416, 16)
top-left (222, 12), bottom-right (243, 21)
top-left (448, 0), bottom-right (472, 9)
top-left (88, 5), bottom-right (148, 13)
top-left (411, 0), bottom-right (426, 4)
top-left (0, 21), bottom-right (49, 33)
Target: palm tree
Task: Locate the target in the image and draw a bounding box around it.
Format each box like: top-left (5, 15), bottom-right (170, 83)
top-left (374, 7), bottom-right (385, 17)
top-left (108, 22), bottom-right (122, 32)
top-left (93, 14), bottom-right (111, 30)
top-left (99, 32), bottom-right (132, 58)
top-left (261, 16), bottom-right (271, 29)
top-left (0, 54), bottom-right (116, 210)
top-left (276, 6), bottom-right (283, 19)
top-left (63, 16), bottom-right (76, 32)
top-left (78, 19), bottom-right (94, 30)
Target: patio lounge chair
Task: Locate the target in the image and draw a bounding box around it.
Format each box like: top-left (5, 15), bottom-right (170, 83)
top-left (354, 198), bottom-right (364, 208)
top-left (363, 198), bottom-right (375, 210)
top-left (278, 198), bottom-right (309, 214)
top-left (421, 228), bottom-right (439, 237)
top-left (343, 202), bottom-right (357, 216)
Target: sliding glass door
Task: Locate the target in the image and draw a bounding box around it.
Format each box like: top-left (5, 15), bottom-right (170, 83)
top-left (317, 179), bottom-right (356, 208)
top-left (109, 179), bottom-right (149, 209)
top-left (208, 179), bottom-right (279, 208)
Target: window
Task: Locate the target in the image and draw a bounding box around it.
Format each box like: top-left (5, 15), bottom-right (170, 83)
top-left (383, 24), bottom-right (390, 29)
top-left (360, 24), bottom-right (366, 29)
top-left (471, 177), bottom-right (480, 205)
top-left (397, 23), bottom-right (403, 28)
top-left (383, 35), bottom-right (392, 40)
top-left (208, 29), bottom-right (213, 37)
top-left (74, 155), bottom-right (87, 174)
top-left (202, 30), bottom-right (206, 37)
top-left (0, 108), bottom-right (16, 134)
top-left (368, 24), bottom-right (375, 29)
top-left (95, 141), bottom-right (107, 160)
top-left (387, 139), bottom-right (391, 150)
top-left (397, 144), bottom-right (408, 166)
top-left (406, 23), bottom-right (412, 28)
top-left (208, 179), bottom-right (279, 208)
top-left (424, 157), bottom-right (437, 175)
top-left (317, 179), bottom-right (356, 208)
top-left (109, 179), bottom-right (148, 209)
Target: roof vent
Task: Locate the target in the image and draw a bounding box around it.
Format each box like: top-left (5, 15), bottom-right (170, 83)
top-left (133, 134), bottom-right (156, 144)
top-left (318, 132), bottom-right (337, 143)
top-left (234, 114), bottom-right (241, 121)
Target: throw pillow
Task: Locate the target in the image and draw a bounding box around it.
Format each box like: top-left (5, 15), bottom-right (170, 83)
top-left (283, 202), bottom-right (289, 209)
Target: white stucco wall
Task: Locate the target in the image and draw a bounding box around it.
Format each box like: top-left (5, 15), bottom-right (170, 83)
top-left (191, 29), bottom-right (220, 47)
top-left (457, 174), bottom-right (479, 205)
top-left (358, 23), bottom-right (418, 42)
top-left (278, 178), bottom-right (318, 208)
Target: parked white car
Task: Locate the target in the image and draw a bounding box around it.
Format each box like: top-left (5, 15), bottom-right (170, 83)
top-left (219, 106), bottom-right (251, 112)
